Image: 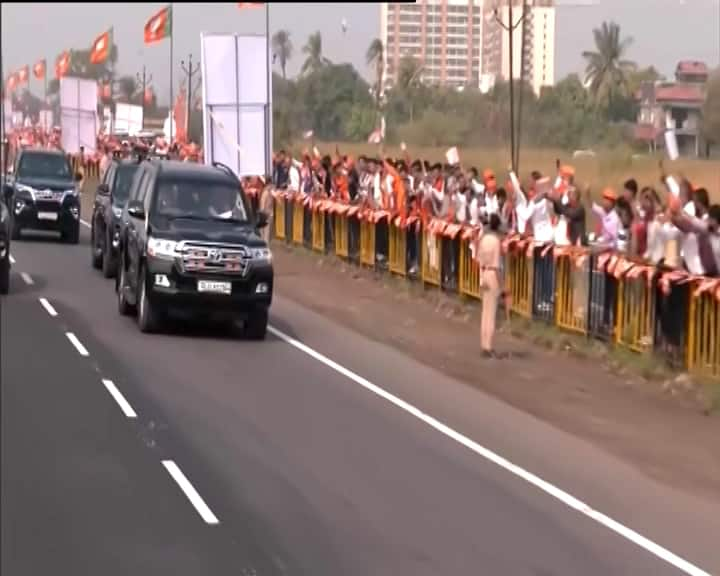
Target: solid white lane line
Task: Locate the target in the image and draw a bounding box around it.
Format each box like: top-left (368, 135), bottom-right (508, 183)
top-left (267, 325), bottom-right (711, 576)
top-left (20, 272), bottom-right (34, 285)
top-left (101, 379), bottom-right (137, 418)
top-left (9, 254), bottom-right (16, 264)
top-left (38, 298), bottom-right (58, 317)
top-left (161, 460), bottom-right (219, 525)
top-left (80, 219), bottom-right (91, 228)
top-left (65, 332), bottom-right (89, 357)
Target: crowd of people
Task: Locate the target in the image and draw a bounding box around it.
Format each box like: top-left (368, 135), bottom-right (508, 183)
top-left (270, 149), bottom-right (720, 279)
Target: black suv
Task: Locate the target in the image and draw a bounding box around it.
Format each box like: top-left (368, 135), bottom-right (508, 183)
top-left (0, 181), bottom-right (11, 294)
top-left (8, 148), bottom-right (83, 243)
top-left (91, 158), bottom-right (141, 277)
top-left (115, 160), bottom-right (273, 338)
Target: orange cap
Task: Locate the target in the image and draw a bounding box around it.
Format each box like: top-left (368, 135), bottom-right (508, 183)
top-left (602, 187), bottom-right (617, 202)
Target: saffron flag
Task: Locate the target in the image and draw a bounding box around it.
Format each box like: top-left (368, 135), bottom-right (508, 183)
top-left (237, 3), bottom-right (263, 7)
top-left (90, 28), bottom-right (113, 64)
top-left (55, 51), bottom-right (71, 79)
top-left (144, 5), bottom-right (172, 44)
top-left (33, 59), bottom-right (46, 79)
top-left (173, 85), bottom-right (188, 144)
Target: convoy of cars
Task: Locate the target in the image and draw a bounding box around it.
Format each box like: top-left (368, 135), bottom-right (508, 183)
top-left (1, 148), bottom-right (274, 339)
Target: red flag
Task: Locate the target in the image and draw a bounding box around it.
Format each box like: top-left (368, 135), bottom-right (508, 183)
top-left (55, 51), bottom-right (71, 79)
top-left (173, 86), bottom-right (188, 144)
top-left (33, 59), bottom-right (46, 79)
top-left (90, 28), bottom-right (113, 64)
top-left (237, 2), bottom-right (263, 7)
top-left (144, 5), bottom-right (172, 44)
top-left (17, 65), bottom-right (30, 84)
top-left (144, 88), bottom-right (154, 105)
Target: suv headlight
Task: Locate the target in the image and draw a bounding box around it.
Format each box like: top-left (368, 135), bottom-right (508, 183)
top-left (15, 184), bottom-right (35, 195)
top-left (147, 237), bottom-right (179, 259)
top-left (65, 188), bottom-right (78, 197)
top-left (248, 247), bottom-right (272, 263)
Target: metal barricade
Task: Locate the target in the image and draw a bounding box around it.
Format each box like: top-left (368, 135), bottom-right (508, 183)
top-left (687, 284), bottom-right (720, 376)
top-left (388, 220), bottom-right (407, 277)
top-left (421, 231), bottom-right (442, 287)
top-left (359, 219), bottom-right (375, 267)
top-left (504, 247), bottom-right (533, 318)
top-left (348, 212), bottom-right (360, 263)
top-left (587, 252), bottom-right (617, 341)
top-left (616, 268), bottom-right (656, 352)
top-left (292, 201), bottom-right (304, 245)
top-left (532, 245), bottom-right (556, 323)
top-left (274, 197), bottom-right (286, 241)
top-left (303, 204), bottom-right (313, 248)
top-left (312, 209), bottom-right (325, 253)
top-left (458, 236), bottom-right (481, 300)
top-left (554, 250), bottom-right (590, 335)
top-left (335, 211), bottom-right (349, 259)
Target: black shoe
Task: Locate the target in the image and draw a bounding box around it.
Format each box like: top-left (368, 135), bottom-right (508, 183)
top-left (481, 349), bottom-right (494, 359)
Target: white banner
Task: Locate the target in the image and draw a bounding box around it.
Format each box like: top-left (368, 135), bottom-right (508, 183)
top-left (114, 103), bottom-right (144, 136)
top-left (60, 77), bottom-right (98, 154)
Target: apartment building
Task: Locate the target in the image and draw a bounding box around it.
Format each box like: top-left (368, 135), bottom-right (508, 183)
top-left (380, 0), bottom-right (484, 89)
top-left (482, 0), bottom-right (556, 95)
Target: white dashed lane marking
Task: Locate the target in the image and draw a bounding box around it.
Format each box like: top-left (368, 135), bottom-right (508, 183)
top-left (20, 272), bottom-right (34, 285)
top-left (9, 254), bottom-right (16, 264)
top-left (162, 460), bottom-right (219, 525)
top-left (80, 219), bottom-right (91, 228)
top-left (39, 298), bottom-right (58, 317)
top-left (101, 379), bottom-right (138, 419)
top-left (65, 332), bottom-right (89, 357)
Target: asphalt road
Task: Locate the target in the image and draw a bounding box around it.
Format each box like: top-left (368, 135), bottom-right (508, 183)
top-left (2, 221), bottom-right (719, 576)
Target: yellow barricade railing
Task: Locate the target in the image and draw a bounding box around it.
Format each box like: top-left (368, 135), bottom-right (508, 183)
top-left (687, 285), bottom-right (720, 376)
top-left (312, 210), bottom-right (325, 253)
top-left (555, 252), bottom-right (590, 334)
top-left (458, 237), bottom-right (481, 300)
top-left (360, 219), bottom-right (375, 267)
top-left (274, 197), bottom-right (286, 240)
top-left (388, 221), bottom-right (407, 277)
top-left (292, 201), bottom-right (304, 245)
top-left (504, 248), bottom-right (533, 318)
top-left (616, 269), bottom-right (655, 352)
top-left (335, 212), bottom-right (349, 258)
top-left (422, 232), bottom-right (442, 287)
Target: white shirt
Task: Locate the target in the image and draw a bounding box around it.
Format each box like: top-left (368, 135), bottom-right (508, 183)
top-left (288, 165), bottom-right (300, 193)
top-left (373, 173), bottom-right (383, 205)
top-left (644, 219), bottom-right (665, 264)
top-left (530, 198), bottom-right (554, 243)
top-left (683, 214), bottom-right (708, 276)
top-left (481, 193), bottom-right (499, 217)
top-left (455, 193), bottom-right (468, 223)
top-left (469, 197), bottom-right (480, 226)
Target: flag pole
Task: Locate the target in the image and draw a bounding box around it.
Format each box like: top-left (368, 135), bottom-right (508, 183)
top-left (265, 2), bottom-right (271, 178)
top-left (169, 2), bottom-right (174, 144)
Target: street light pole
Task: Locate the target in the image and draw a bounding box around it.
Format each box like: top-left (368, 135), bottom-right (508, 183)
top-left (136, 65), bottom-right (153, 130)
top-left (180, 54), bottom-right (199, 142)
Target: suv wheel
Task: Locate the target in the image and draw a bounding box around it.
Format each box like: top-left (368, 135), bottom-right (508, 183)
top-left (137, 266), bottom-right (161, 333)
top-left (117, 255), bottom-right (135, 316)
top-left (11, 223), bottom-right (21, 241)
top-left (0, 254), bottom-right (9, 295)
top-left (64, 223), bottom-right (80, 245)
top-left (91, 225), bottom-right (102, 269)
top-left (245, 307), bottom-right (268, 340)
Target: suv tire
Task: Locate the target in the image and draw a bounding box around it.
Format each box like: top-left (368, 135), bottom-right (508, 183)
top-left (11, 223), bottom-right (21, 241)
top-left (63, 223), bottom-right (80, 245)
top-left (245, 307), bottom-right (268, 340)
top-left (0, 255), bottom-right (9, 295)
top-left (91, 225), bottom-right (103, 269)
top-left (117, 254), bottom-right (135, 316)
top-left (137, 265), bottom-right (161, 333)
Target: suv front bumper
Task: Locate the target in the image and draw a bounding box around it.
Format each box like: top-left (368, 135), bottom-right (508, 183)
top-left (14, 196), bottom-right (80, 232)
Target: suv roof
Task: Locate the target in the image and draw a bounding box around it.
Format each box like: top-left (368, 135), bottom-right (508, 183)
top-left (18, 148), bottom-right (67, 158)
top-left (148, 159), bottom-right (238, 184)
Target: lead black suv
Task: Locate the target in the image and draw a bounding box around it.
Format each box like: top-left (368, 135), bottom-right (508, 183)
top-left (8, 148), bottom-right (83, 243)
top-left (91, 157), bottom-right (141, 277)
top-left (115, 160), bottom-right (273, 338)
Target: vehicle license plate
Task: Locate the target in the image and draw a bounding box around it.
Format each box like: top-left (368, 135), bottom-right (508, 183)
top-left (37, 212), bottom-right (59, 221)
top-left (197, 280), bottom-right (231, 295)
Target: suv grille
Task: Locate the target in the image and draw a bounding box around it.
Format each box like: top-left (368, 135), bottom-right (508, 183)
top-left (177, 241), bottom-right (251, 276)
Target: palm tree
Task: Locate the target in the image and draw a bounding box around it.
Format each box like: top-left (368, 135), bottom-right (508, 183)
top-left (582, 21), bottom-right (636, 107)
top-left (301, 31), bottom-right (329, 76)
top-left (366, 38), bottom-right (384, 107)
top-left (272, 29), bottom-right (293, 79)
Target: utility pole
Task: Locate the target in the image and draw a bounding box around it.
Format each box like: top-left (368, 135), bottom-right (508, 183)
top-left (180, 54), bottom-right (200, 142)
top-left (136, 65), bottom-right (153, 130)
top-left (494, 0), bottom-right (528, 174)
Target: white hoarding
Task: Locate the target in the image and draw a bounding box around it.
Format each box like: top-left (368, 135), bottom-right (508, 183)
top-left (200, 33), bottom-right (272, 178)
top-left (114, 103), bottom-right (144, 136)
top-left (2, 99), bottom-right (12, 135)
top-left (60, 76), bottom-right (98, 154)
top-left (38, 110), bottom-right (54, 133)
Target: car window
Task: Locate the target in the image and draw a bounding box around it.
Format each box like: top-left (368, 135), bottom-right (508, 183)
top-left (136, 172), bottom-right (149, 205)
top-left (143, 172), bottom-right (156, 212)
top-left (152, 178), bottom-right (249, 222)
top-left (103, 164), bottom-right (116, 186)
top-left (128, 167), bottom-right (146, 202)
top-left (17, 153), bottom-right (72, 179)
top-left (112, 165), bottom-right (140, 204)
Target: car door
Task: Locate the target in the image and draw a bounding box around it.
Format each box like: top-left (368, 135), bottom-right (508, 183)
top-left (126, 169), bottom-right (149, 294)
top-left (95, 163), bottom-right (115, 239)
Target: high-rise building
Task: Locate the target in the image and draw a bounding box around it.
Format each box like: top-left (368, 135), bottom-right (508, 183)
top-left (481, 0), bottom-right (556, 95)
top-left (380, 1), bottom-right (484, 89)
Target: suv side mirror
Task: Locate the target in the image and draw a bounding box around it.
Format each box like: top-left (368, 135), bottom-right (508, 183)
top-left (256, 210), bottom-right (269, 229)
top-left (97, 183), bottom-right (110, 197)
top-left (127, 200), bottom-right (145, 220)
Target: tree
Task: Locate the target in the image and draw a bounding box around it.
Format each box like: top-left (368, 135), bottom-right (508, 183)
top-left (582, 21), bottom-right (636, 108)
top-left (701, 71), bottom-right (720, 154)
top-left (116, 76), bottom-right (137, 103)
top-left (365, 38), bottom-right (384, 109)
top-left (301, 31), bottom-right (330, 76)
top-left (272, 29), bottom-right (293, 80)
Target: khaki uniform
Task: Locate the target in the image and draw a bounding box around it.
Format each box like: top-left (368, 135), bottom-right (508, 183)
top-left (477, 232), bottom-right (502, 352)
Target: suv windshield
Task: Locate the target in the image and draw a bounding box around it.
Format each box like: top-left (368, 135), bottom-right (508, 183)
top-left (113, 165), bottom-right (140, 204)
top-left (153, 179), bottom-right (249, 223)
top-left (18, 153), bottom-right (72, 180)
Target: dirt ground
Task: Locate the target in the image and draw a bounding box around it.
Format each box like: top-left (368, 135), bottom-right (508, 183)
top-left (271, 242), bottom-right (720, 500)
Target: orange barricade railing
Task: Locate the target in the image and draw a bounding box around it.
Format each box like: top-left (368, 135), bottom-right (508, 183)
top-left (503, 238), bottom-right (533, 318)
top-left (614, 258), bottom-right (656, 352)
top-left (687, 279), bottom-right (720, 376)
top-left (554, 247), bottom-right (590, 334)
top-left (359, 215), bottom-right (375, 268)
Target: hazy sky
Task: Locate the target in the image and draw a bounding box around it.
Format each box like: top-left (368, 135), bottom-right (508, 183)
top-left (2, 1), bottom-right (719, 105)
